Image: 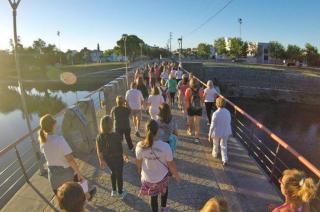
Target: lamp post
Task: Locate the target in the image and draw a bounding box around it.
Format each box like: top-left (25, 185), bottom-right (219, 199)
top-left (57, 30), bottom-right (62, 64)
top-left (238, 18), bottom-right (243, 39)
top-left (122, 35), bottom-right (128, 89)
top-left (8, 0), bottom-right (45, 175)
top-left (178, 37), bottom-right (182, 62)
top-left (139, 42), bottom-right (143, 58)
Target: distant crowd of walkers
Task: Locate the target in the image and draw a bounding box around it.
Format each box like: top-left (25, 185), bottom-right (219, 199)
top-left (38, 61), bottom-right (317, 212)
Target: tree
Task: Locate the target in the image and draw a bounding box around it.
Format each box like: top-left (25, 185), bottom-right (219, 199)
top-left (268, 41), bottom-right (285, 63)
top-left (197, 43), bottom-right (211, 58)
top-left (116, 34), bottom-right (144, 61)
top-left (214, 37), bottom-right (227, 55)
top-left (32, 38), bottom-right (46, 54)
top-left (286, 45), bottom-right (301, 62)
top-left (304, 43), bottom-right (319, 66)
top-left (228, 37), bottom-right (243, 59)
top-left (241, 41), bottom-right (248, 57)
top-left (103, 49), bottom-right (114, 57)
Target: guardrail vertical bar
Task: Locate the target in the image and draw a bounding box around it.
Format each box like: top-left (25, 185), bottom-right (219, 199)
top-left (269, 143), bottom-right (281, 182)
top-left (15, 147), bottom-right (30, 183)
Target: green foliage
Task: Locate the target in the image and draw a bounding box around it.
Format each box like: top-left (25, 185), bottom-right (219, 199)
top-left (197, 43), bottom-right (211, 58)
top-left (304, 43), bottom-right (319, 66)
top-left (241, 41), bottom-right (248, 57)
top-left (116, 34), bottom-right (144, 60)
top-left (214, 37), bottom-right (227, 55)
top-left (286, 45), bottom-right (301, 61)
top-left (228, 37), bottom-right (243, 59)
top-left (268, 41), bottom-right (285, 60)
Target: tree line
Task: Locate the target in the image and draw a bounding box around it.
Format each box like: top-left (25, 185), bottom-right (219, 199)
top-left (0, 34), bottom-right (171, 76)
top-left (194, 37), bottom-right (320, 66)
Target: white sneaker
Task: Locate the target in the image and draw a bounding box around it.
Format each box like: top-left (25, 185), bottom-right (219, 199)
top-left (111, 190), bottom-right (118, 197)
top-left (119, 190), bottom-right (127, 200)
top-left (194, 138), bottom-right (200, 143)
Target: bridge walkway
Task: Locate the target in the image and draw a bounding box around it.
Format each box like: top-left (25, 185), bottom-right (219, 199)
top-left (2, 105), bottom-right (282, 212)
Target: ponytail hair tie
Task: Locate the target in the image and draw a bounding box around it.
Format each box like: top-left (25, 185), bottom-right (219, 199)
top-left (299, 177), bottom-right (306, 186)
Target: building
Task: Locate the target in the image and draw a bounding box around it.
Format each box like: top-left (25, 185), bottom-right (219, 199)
top-left (256, 42), bottom-right (270, 64)
top-left (90, 43), bottom-right (103, 63)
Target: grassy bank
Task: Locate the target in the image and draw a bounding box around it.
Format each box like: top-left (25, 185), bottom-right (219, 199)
top-left (2, 62), bottom-right (126, 81)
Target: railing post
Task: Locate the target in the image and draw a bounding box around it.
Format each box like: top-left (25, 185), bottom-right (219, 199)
top-left (15, 147), bottom-right (30, 184)
top-left (269, 143), bottom-right (281, 183)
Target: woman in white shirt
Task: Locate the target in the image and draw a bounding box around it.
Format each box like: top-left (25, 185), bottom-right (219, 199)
top-left (204, 80), bottom-right (218, 125)
top-left (147, 87), bottom-right (164, 119)
top-left (208, 97), bottom-right (232, 166)
top-left (136, 120), bottom-right (181, 212)
top-left (39, 114), bottom-right (96, 199)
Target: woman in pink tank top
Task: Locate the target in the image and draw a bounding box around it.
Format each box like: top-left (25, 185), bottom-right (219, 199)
top-left (272, 169), bottom-right (317, 212)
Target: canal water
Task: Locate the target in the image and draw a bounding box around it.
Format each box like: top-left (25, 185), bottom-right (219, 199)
top-left (231, 98), bottom-right (320, 173)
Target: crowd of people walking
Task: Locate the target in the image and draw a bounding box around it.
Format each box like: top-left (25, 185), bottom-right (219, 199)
top-left (37, 61), bottom-right (318, 212)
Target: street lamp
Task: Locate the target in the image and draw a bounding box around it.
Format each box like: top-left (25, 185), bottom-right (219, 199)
top-left (238, 18), bottom-right (243, 39)
top-left (57, 30), bottom-right (62, 64)
top-left (139, 42), bottom-right (143, 58)
top-left (8, 0), bottom-right (45, 175)
top-left (178, 37), bottom-right (182, 62)
top-left (122, 35), bottom-right (128, 89)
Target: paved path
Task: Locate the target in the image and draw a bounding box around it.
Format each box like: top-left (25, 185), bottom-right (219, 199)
top-left (2, 106), bottom-right (282, 212)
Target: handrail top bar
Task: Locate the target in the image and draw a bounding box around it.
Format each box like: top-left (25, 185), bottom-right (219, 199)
top-left (181, 65), bottom-right (320, 178)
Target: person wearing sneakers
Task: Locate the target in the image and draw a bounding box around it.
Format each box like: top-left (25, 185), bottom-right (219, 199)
top-left (185, 78), bottom-right (204, 143)
top-left (96, 115), bottom-right (129, 199)
top-left (125, 82), bottom-right (144, 137)
top-left (136, 120), bottom-right (181, 212)
top-left (204, 80), bottom-right (218, 126)
top-left (110, 96), bottom-right (134, 151)
top-left (208, 97), bottom-right (232, 166)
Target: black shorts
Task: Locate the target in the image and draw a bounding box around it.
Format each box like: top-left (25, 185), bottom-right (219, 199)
top-left (169, 92), bottom-right (176, 98)
top-left (187, 107), bottom-right (202, 116)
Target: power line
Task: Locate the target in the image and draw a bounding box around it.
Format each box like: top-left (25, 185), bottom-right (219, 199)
top-left (186, 0), bottom-right (234, 37)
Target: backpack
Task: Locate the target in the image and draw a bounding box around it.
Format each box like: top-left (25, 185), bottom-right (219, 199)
top-left (190, 89), bottom-right (202, 110)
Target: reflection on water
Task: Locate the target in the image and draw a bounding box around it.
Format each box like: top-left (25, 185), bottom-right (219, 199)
top-left (0, 86), bottom-right (66, 116)
top-left (0, 85), bottom-right (92, 149)
top-left (231, 98), bottom-right (320, 167)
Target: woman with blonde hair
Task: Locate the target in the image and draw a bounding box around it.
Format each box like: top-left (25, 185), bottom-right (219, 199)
top-left (200, 197), bottom-right (229, 212)
top-left (208, 97), bottom-right (232, 166)
top-left (96, 115), bottom-right (129, 199)
top-left (39, 114), bottom-right (96, 199)
top-left (185, 78), bottom-right (204, 143)
top-left (136, 120), bottom-right (181, 212)
top-left (272, 169), bottom-right (317, 212)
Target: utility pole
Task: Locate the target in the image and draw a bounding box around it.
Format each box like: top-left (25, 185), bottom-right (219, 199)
top-left (238, 18), bottom-right (243, 39)
top-left (8, 0), bottom-right (45, 175)
top-left (122, 35), bottom-right (128, 89)
top-left (169, 32), bottom-right (172, 53)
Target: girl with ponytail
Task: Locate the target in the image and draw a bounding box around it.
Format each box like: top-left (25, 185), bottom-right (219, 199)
top-left (272, 169), bottom-right (317, 212)
top-left (39, 114), bottom-right (96, 200)
top-left (135, 120), bottom-right (181, 212)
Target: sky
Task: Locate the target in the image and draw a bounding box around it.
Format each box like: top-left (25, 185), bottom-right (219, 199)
top-left (0, 0), bottom-right (320, 52)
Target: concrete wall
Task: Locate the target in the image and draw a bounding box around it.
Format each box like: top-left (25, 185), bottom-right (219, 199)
top-left (183, 62), bottom-right (320, 105)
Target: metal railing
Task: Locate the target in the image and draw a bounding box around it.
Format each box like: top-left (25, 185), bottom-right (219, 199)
top-left (181, 64), bottom-right (320, 210)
